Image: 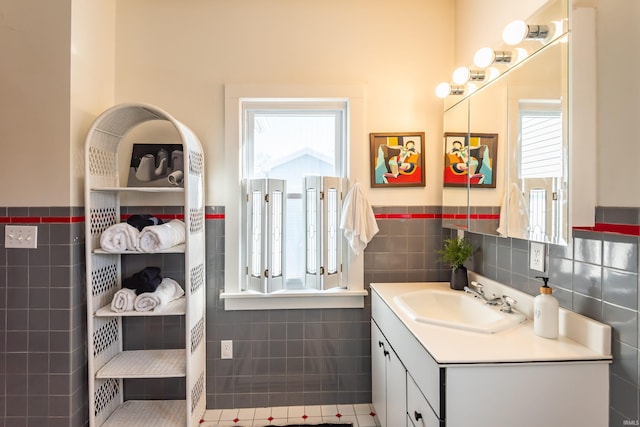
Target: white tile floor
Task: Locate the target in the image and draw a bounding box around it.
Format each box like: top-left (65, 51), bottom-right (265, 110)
top-left (202, 403), bottom-right (380, 427)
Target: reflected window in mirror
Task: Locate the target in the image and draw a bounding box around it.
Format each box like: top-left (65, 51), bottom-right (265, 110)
top-left (518, 99), bottom-right (564, 241)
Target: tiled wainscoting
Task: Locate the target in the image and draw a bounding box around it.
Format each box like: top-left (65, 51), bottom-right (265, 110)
top-left (0, 207), bottom-right (86, 427)
top-left (205, 206), bottom-right (449, 409)
top-left (0, 205), bottom-right (638, 426)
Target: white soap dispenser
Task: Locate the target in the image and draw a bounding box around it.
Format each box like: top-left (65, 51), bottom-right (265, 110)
top-left (533, 276), bottom-right (559, 339)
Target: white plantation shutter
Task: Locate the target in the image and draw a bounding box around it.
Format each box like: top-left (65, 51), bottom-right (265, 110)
top-left (304, 176), bottom-right (347, 291)
top-left (244, 178), bottom-right (285, 293)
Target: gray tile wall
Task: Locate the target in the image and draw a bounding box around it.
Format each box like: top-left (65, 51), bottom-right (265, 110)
top-left (205, 205), bottom-right (449, 409)
top-left (0, 207), bottom-right (87, 427)
top-left (2, 204), bottom-right (637, 426)
top-left (459, 206), bottom-right (640, 426)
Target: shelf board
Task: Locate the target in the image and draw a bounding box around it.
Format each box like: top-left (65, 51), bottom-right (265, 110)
top-left (93, 244), bottom-right (186, 255)
top-left (91, 186), bottom-right (184, 193)
top-left (97, 349), bottom-right (186, 379)
top-left (95, 297), bottom-right (186, 317)
top-left (103, 400), bottom-right (185, 427)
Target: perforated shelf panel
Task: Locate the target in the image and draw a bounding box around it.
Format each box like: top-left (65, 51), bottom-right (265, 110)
top-left (102, 400), bottom-right (185, 427)
top-left (96, 349), bottom-right (186, 378)
top-left (95, 297), bottom-right (186, 317)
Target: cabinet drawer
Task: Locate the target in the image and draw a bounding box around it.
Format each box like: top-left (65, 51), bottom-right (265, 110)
top-left (407, 373), bottom-right (441, 427)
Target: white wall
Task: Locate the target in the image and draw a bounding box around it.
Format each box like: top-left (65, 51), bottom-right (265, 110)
top-left (114, 0), bottom-right (454, 207)
top-left (595, 0), bottom-right (640, 207)
top-left (71, 0), bottom-right (116, 205)
top-left (0, 0), bottom-right (115, 207)
top-left (0, 1), bottom-right (72, 206)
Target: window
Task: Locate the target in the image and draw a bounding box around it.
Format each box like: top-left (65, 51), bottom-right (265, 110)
top-left (519, 102), bottom-right (563, 179)
top-left (222, 85), bottom-right (367, 310)
top-left (242, 102), bottom-right (347, 292)
top-left (518, 99), bottom-right (565, 241)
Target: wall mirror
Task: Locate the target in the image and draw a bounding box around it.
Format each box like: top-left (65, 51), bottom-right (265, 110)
top-left (506, 41), bottom-right (568, 244)
top-left (441, 0), bottom-right (569, 244)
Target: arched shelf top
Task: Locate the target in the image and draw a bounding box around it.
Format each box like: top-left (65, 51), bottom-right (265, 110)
top-left (85, 103), bottom-right (203, 189)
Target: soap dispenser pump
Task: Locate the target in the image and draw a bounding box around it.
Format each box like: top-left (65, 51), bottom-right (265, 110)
top-left (533, 276), bottom-right (559, 339)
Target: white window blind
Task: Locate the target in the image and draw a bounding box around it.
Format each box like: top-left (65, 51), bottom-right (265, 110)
top-left (519, 100), bottom-right (563, 179)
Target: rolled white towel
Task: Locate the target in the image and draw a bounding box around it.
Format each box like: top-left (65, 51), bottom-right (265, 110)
top-left (133, 278), bottom-right (184, 312)
top-left (100, 223), bottom-right (140, 252)
top-left (110, 288), bottom-right (137, 313)
top-left (138, 220), bottom-right (186, 253)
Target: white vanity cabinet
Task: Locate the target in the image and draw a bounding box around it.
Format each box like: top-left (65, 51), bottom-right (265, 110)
top-left (371, 282), bottom-right (611, 427)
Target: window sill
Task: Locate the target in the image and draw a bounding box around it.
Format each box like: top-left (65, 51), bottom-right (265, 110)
top-left (219, 289), bottom-right (368, 310)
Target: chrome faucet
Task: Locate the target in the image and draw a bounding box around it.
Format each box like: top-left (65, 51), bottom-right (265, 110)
top-left (464, 281), bottom-right (502, 305)
top-left (499, 295), bottom-right (517, 313)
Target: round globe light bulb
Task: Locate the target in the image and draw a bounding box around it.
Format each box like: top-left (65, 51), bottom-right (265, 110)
top-left (473, 47), bottom-right (495, 68)
top-left (435, 82), bottom-right (451, 99)
top-left (503, 20), bottom-right (528, 45)
top-left (452, 67), bottom-right (471, 84)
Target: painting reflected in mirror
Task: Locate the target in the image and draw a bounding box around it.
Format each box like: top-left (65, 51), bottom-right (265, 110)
top-left (443, 132), bottom-right (497, 189)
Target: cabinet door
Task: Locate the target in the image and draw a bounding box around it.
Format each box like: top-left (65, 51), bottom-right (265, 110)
top-left (386, 345), bottom-right (406, 427)
top-left (372, 322), bottom-right (407, 427)
top-left (371, 323), bottom-right (388, 426)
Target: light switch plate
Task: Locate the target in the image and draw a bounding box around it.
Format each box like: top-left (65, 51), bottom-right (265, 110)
top-left (5, 225), bottom-right (38, 249)
top-left (221, 340), bottom-right (233, 359)
top-left (530, 242), bottom-right (546, 272)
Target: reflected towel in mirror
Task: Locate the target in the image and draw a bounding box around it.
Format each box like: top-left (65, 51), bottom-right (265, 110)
top-left (497, 182), bottom-right (530, 237)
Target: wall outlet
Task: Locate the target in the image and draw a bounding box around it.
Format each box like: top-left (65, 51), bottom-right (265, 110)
top-left (530, 242), bottom-right (546, 272)
top-left (5, 225), bottom-right (38, 249)
top-left (221, 340), bottom-right (233, 359)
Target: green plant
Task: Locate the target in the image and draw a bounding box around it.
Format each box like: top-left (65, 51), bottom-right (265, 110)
top-left (437, 237), bottom-right (473, 270)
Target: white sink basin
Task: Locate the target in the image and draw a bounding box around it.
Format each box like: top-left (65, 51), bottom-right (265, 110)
top-left (393, 288), bottom-right (526, 334)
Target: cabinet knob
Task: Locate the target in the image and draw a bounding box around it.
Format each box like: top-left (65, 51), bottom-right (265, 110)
top-left (383, 350), bottom-right (389, 356)
top-left (378, 340), bottom-right (384, 348)
top-left (414, 411), bottom-right (423, 421)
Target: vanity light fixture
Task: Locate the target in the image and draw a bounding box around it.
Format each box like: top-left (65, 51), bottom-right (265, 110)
top-left (452, 67), bottom-right (486, 85)
top-left (502, 20), bottom-right (550, 45)
top-left (473, 48), bottom-right (512, 68)
top-left (435, 82), bottom-right (465, 99)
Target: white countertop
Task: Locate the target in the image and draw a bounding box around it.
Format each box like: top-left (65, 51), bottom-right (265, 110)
top-left (371, 280), bottom-right (612, 365)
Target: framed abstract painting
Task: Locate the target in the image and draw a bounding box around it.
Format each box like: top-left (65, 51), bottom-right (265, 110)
top-left (370, 132), bottom-right (425, 188)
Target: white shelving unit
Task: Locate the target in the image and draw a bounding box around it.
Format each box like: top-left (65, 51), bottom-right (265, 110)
top-left (84, 103), bottom-right (206, 427)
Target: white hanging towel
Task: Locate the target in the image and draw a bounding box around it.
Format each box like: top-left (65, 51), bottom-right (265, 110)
top-left (339, 182), bottom-right (379, 255)
top-left (497, 182), bottom-right (530, 238)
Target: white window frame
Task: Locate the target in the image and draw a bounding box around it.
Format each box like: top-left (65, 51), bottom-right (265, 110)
top-left (221, 84), bottom-right (367, 310)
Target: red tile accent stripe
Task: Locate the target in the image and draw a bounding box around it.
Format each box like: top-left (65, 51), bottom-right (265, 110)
top-left (2, 213), bottom-right (640, 237)
top-left (1, 215), bottom-right (85, 224)
top-left (0, 214), bottom-right (224, 224)
top-left (574, 222), bottom-right (640, 236)
top-left (375, 213), bottom-right (500, 220)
